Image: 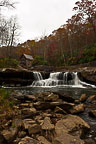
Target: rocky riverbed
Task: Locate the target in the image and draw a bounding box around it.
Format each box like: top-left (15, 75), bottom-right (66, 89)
top-left (0, 90), bottom-right (96, 144)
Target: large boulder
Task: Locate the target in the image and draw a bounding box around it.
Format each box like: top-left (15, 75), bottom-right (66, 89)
top-left (55, 115), bottom-right (90, 138)
top-left (52, 133), bottom-right (84, 144)
top-left (1, 128), bottom-right (18, 143)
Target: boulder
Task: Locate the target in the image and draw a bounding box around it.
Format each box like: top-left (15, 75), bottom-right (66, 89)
top-left (89, 110), bottom-right (96, 118)
top-left (18, 136), bottom-right (38, 144)
top-left (28, 124), bottom-right (41, 135)
top-left (2, 128), bottom-right (18, 142)
top-left (41, 117), bottom-right (54, 130)
top-left (23, 119), bottom-right (36, 129)
top-left (50, 101), bottom-right (74, 113)
top-left (70, 104), bottom-right (85, 114)
top-left (21, 108), bottom-right (37, 118)
top-left (87, 95), bottom-right (96, 103)
top-left (54, 106), bottom-right (67, 114)
top-left (44, 93), bottom-right (59, 102)
top-left (57, 93), bottom-right (75, 103)
top-left (24, 95), bottom-right (36, 101)
top-left (79, 94), bottom-right (87, 102)
top-left (38, 136), bottom-right (51, 144)
top-left (52, 133), bottom-right (84, 144)
top-left (55, 115), bottom-right (90, 138)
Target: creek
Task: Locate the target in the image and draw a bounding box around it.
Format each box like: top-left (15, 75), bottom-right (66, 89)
top-left (4, 71), bottom-right (96, 142)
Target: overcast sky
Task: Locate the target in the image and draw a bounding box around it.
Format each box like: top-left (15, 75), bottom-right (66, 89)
top-left (3, 0), bottom-right (77, 43)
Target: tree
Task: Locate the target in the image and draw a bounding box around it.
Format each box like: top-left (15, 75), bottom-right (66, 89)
top-left (0, 0), bottom-right (15, 8)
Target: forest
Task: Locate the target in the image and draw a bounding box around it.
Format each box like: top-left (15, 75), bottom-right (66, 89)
top-left (0, 0), bottom-right (96, 67)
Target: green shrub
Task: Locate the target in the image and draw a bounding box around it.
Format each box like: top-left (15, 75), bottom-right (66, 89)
top-left (0, 88), bottom-right (13, 112)
top-left (0, 58), bottom-right (19, 68)
top-left (33, 56), bottom-right (48, 66)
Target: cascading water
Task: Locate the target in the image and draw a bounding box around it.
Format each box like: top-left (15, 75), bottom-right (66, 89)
top-left (31, 71), bottom-right (96, 88)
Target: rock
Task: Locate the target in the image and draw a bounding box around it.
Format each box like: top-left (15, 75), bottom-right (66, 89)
top-left (33, 102), bottom-right (50, 110)
top-left (79, 70), bottom-right (96, 86)
top-left (55, 114), bottom-right (90, 138)
top-left (52, 133), bottom-right (84, 144)
top-left (54, 106), bottom-right (67, 114)
top-left (18, 131), bottom-right (26, 138)
top-left (84, 138), bottom-right (96, 144)
top-left (13, 92), bottom-right (25, 100)
top-left (0, 133), bottom-right (8, 144)
top-left (18, 136), bottom-right (38, 144)
top-left (28, 124), bottom-right (41, 135)
top-left (19, 103), bottom-right (29, 108)
top-left (50, 101), bottom-right (74, 113)
top-left (21, 108), bottom-right (37, 118)
top-left (23, 119), bottom-right (36, 129)
top-left (89, 110), bottom-right (96, 118)
top-left (57, 93), bottom-right (75, 103)
top-left (24, 95), bottom-right (36, 101)
top-left (79, 94), bottom-right (87, 102)
top-left (45, 93), bottom-right (59, 101)
top-left (87, 95), bottom-right (96, 102)
top-left (38, 136), bottom-right (51, 144)
top-left (70, 104), bottom-right (85, 114)
top-left (41, 117), bottom-right (54, 130)
top-left (2, 128), bottom-right (18, 142)
top-left (13, 119), bottom-right (23, 129)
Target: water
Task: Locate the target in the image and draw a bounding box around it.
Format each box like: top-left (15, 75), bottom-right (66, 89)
top-left (32, 72), bottom-right (96, 88)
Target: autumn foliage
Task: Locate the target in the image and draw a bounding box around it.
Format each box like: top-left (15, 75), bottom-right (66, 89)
top-left (1, 0), bottom-right (96, 66)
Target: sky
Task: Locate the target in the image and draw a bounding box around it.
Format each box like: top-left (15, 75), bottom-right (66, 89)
top-left (3, 0), bottom-right (77, 43)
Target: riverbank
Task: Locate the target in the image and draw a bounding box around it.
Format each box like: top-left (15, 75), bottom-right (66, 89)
top-left (0, 90), bottom-right (96, 144)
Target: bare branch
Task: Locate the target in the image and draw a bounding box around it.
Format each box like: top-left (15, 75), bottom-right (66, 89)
top-left (0, 0), bottom-right (16, 8)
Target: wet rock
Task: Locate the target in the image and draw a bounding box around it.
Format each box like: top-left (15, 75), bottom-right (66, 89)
top-left (18, 136), bottom-right (38, 144)
top-left (54, 106), bottom-right (67, 114)
top-left (44, 93), bottom-right (59, 101)
top-left (87, 95), bottom-right (96, 103)
top-left (33, 102), bottom-right (51, 110)
top-left (21, 108), bottom-right (37, 118)
top-left (41, 117), bottom-right (54, 130)
top-left (52, 133), bottom-right (84, 144)
top-left (50, 101), bottom-right (74, 113)
top-left (70, 104), bottom-right (85, 114)
top-left (79, 94), bottom-right (87, 102)
top-left (55, 114), bottom-right (90, 138)
top-left (24, 95), bottom-right (36, 101)
top-left (57, 93), bottom-right (75, 103)
top-left (23, 119), bottom-right (36, 129)
top-left (2, 128), bottom-right (18, 142)
top-left (89, 110), bottom-right (96, 118)
top-left (28, 124), bottom-right (41, 135)
top-left (19, 103), bottom-right (30, 108)
top-left (38, 136), bottom-right (51, 144)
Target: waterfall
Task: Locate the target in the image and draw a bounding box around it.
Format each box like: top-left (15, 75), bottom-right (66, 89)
top-left (31, 71), bottom-right (95, 88)
top-left (33, 72), bottom-right (43, 81)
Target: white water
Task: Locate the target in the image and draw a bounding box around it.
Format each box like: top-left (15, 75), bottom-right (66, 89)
top-left (32, 72), bottom-right (96, 88)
